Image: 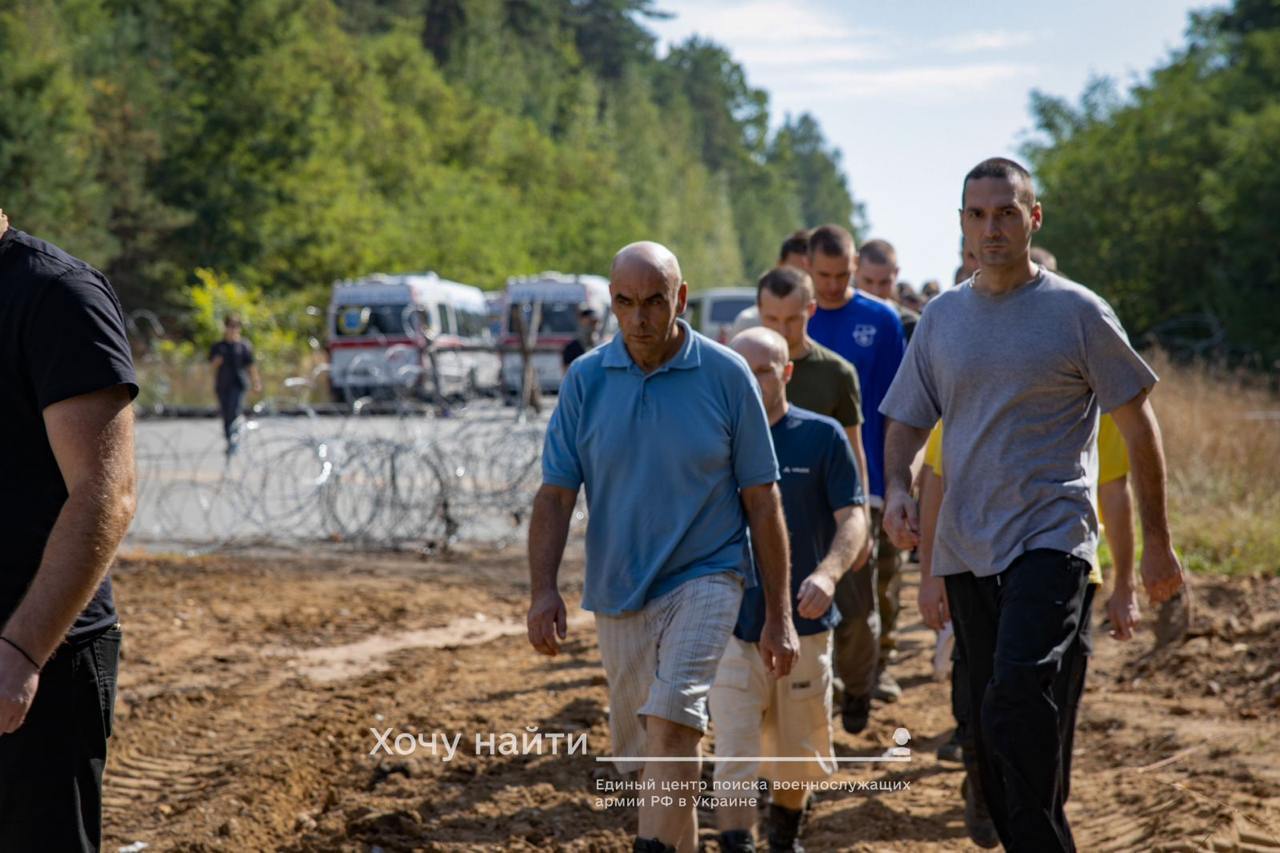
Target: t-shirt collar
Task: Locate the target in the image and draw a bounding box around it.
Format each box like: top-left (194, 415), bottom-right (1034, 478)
top-left (602, 318), bottom-right (701, 373)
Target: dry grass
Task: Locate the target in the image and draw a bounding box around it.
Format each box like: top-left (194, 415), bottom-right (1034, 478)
top-left (134, 351), bottom-right (330, 411)
top-left (1149, 352), bottom-right (1280, 575)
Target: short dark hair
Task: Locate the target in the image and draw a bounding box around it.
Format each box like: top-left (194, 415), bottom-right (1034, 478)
top-left (224, 312), bottom-right (242, 328)
top-left (778, 229), bottom-right (811, 262)
top-left (858, 238), bottom-right (896, 267)
top-left (1029, 246), bottom-right (1058, 272)
top-left (757, 265), bottom-right (814, 304)
top-left (807, 224), bottom-right (855, 259)
top-left (962, 157), bottom-right (1036, 208)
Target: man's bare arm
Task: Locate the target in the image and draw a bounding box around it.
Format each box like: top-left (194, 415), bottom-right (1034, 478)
top-left (916, 468), bottom-right (949, 631)
top-left (2, 386), bottom-right (136, 665)
top-left (1109, 391), bottom-right (1184, 603)
top-left (882, 418), bottom-right (932, 548)
top-left (526, 484), bottom-right (577, 655)
top-left (1099, 476), bottom-right (1139, 639)
top-left (797, 504), bottom-right (869, 620)
top-left (741, 482), bottom-right (798, 677)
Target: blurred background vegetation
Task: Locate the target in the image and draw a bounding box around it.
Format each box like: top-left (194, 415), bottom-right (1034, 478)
top-left (0, 0), bottom-right (862, 342)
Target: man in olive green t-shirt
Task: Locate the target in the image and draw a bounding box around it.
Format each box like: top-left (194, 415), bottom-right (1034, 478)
top-left (756, 266), bottom-right (879, 732)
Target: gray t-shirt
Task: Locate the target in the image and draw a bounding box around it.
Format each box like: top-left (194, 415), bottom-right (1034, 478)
top-left (879, 269), bottom-right (1157, 578)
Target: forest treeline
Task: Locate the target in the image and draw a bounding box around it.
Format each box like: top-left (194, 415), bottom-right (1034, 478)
top-left (0, 0), bottom-right (860, 319)
top-left (1025, 0), bottom-right (1280, 365)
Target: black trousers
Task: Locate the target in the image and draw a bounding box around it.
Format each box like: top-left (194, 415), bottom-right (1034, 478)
top-left (945, 551), bottom-right (1093, 853)
top-left (0, 625), bottom-right (121, 851)
top-left (950, 583), bottom-right (1094, 778)
top-left (216, 384), bottom-right (246, 443)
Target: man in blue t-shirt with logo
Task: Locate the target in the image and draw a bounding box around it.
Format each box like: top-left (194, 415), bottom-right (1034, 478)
top-left (805, 224), bottom-right (906, 733)
top-left (710, 327), bottom-right (868, 853)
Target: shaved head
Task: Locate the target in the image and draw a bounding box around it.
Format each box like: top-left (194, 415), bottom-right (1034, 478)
top-left (611, 241), bottom-right (682, 293)
top-left (731, 326), bottom-right (791, 420)
top-left (730, 326), bottom-right (789, 369)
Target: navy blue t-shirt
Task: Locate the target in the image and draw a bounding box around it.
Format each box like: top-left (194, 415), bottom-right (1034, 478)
top-left (734, 406), bottom-right (864, 643)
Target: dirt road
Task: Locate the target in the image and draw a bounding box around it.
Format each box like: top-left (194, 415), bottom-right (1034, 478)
top-left (102, 548), bottom-right (1280, 851)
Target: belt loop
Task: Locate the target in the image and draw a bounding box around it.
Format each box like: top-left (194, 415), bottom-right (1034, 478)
top-left (996, 574), bottom-right (1002, 587)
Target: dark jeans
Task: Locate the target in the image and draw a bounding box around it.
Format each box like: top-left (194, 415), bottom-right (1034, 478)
top-left (0, 625), bottom-right (121, 851)
top-left (945, 550), bottom-right (1093, 853)
top-left (216, 385), bottom-right (246, 444)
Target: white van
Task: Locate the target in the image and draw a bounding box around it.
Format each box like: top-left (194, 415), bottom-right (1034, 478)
top-left (684, 287), bottom-right (756, 344)
top-left (500, 272), bottom-right (612, 395)
top-left (326, 273), bottom-right (499, 402)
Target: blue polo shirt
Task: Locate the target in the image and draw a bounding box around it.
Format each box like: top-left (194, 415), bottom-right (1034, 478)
top-left (542, 319), bottom-right (779, 615)
top-left (808, 292), bottom-right (905, 501)
top-left (734, 406), bottom-right (864, 643)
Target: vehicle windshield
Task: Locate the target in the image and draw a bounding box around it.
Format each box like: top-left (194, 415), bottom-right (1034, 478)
top-left (709, 297), bottom-right (754, 324)
top-left (334, 303), bottom-right (412, 337)
top-left (507, 300), bottom-right (580, 335)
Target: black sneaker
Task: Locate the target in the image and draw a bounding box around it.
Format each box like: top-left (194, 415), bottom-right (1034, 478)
top-left (841, 694), bottom-right (870, 734)
top-left (961, 772), bottom-right (1000, 849)
top-left (766, 803), bottom-right (806, 852)
top-left (936, 728), bottom-right (963, 764)
top-left (633, 838), bottom-right (676, 853)
top-left (719, 829), bottom-right (756, 852)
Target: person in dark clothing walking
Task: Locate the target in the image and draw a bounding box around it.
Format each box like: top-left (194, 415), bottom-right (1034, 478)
top-left (208, 313), bottom-right (261, 454)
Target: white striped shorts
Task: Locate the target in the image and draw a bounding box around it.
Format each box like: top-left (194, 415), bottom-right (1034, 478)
top-left (594, 572), bottom-right (743, 773)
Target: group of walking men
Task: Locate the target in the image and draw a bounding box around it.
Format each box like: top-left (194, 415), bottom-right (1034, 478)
top-left (527, 157), bottom-right (1185, 853)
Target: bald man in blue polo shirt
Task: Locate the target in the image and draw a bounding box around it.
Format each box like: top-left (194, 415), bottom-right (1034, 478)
top-left (528, 242), bottom-right (799, 853)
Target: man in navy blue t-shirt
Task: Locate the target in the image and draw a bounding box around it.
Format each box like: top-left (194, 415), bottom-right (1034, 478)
top-left (805, 223), bottom-right (907, 732)
top-left (709, 327), bottom-right (868, 853)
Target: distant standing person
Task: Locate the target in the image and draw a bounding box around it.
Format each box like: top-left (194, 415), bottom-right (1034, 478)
top-left (881, 157), bottom-right (1184, 852)
top-left (561, 305), bottom-right (599, 372)
top-left (209, 313), bottom-right (261, 454)
top-left (0, 210), bottom-right (138, 851)
top-left (806, 224), bottom-right (906, 730)
top-left (527, 241), bottom-right (798, 853)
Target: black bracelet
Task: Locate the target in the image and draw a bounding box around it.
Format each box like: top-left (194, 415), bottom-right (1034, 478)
top-left (0, 636), bottom-right (40, 671)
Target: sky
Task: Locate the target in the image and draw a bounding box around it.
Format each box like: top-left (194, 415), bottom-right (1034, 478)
top-left (648, 0), bottom-right (1212, 288)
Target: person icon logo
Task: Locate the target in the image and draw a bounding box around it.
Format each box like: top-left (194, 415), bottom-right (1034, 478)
top-left (887, 727), bottom-right (912, 758)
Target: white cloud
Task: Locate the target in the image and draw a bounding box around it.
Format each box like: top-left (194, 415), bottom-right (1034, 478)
top-left (734, 41), bottom-right (890, 67)
top-left (651, 0), bottom-right (876, 47)
top-left (931, 30), bottom-right (1037, 54)
top-left (770, 63), bottom-right (1035, 102)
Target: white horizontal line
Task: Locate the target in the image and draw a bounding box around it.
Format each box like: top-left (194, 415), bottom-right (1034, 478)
top-left (595, 756), bottom-right (912, 763)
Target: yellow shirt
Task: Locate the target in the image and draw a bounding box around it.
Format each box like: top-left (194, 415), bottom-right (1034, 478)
top-left (924, 415), bottom-right (1129, 585)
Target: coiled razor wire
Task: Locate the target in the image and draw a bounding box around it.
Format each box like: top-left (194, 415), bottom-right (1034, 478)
top-left (130, 406), bottom-right (578, 553)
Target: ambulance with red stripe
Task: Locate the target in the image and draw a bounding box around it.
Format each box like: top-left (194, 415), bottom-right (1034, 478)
top-left (326, 273), bottom-right (499, 402)
top-left (499, 272), bottom-right (612, 396)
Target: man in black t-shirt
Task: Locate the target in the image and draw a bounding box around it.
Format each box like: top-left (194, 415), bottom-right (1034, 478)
top-left (560, 305), bottom-right (599, 373)
top-left (208, 313), bottom-right (261, 453)
top-left (0, 211), bottom-right (138, 851)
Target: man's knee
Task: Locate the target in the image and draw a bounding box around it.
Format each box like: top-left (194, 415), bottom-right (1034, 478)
top-left (645, 716), bottom-right (702, 754)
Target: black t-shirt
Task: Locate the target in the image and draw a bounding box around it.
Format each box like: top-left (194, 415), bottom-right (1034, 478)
top-left (561, 338), bottom-right (585, 368)
top-left (209, 339), bottom-right (255, 390)
top-left (0, 227), bottom-right (138, 640)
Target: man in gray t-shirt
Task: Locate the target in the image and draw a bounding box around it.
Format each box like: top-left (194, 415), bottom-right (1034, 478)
top-left (879, 158), bottom-right (1184, 853)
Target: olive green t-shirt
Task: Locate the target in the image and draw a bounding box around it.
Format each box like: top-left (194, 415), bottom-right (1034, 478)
top-left (788, 340), bottom-right (863, 427)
